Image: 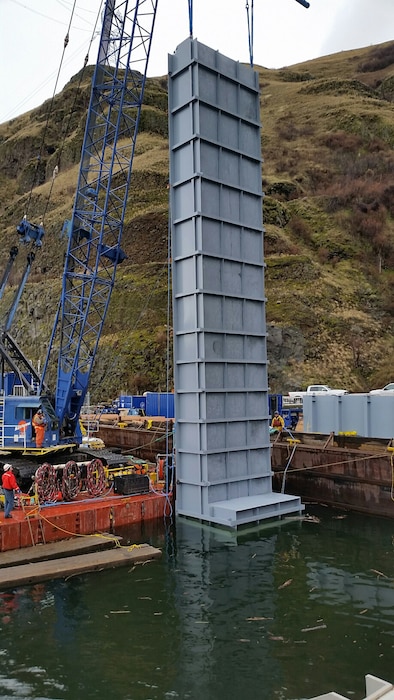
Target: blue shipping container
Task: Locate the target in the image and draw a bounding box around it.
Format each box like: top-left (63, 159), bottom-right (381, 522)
top-left (131, 396), bottom-right (147, 412)
top-left (145, 392), bottom-right (174, 418)
top-left (119, 395), bottom-right (133, 408)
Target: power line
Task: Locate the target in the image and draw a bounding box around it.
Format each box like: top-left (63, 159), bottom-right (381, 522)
top-left (8, 0), bottom-right (96, 30)
top-left (8, 0), bottom-right (71, 26)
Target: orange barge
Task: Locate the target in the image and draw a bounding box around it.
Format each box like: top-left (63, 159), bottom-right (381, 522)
top-left (0, 489), bottom-right (172, 552)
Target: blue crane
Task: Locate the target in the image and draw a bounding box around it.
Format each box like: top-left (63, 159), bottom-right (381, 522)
top-left (41, 0), bottom-right (159, 443)
top-left (0, 0), bottom-right (158, 456)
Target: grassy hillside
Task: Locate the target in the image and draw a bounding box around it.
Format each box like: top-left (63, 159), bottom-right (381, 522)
top-left (0, 42), bottom-right (393, 401)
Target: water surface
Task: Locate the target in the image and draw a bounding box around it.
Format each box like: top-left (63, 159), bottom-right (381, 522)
top-left (0, 507), bottom-right (393, 700)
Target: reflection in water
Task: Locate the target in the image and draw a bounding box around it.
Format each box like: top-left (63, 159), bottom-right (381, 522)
top-left (171, 520), bottom-right (283, 699)
top-left (0, 591), bottom-right (19, 622)
top-left (0, 507), bottom-right (392, 700)
top-left (52, 579), bottom-right (91, 646)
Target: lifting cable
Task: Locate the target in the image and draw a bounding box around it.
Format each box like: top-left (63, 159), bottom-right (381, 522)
top-left (188, 1), bottom-right (253, 66)
top-left (188, 1), bottom-right (193, 37)
top-left (281, 442), bottom-right (298, 493)
top-left (245, 1), bottom-right (310, 69)
top-left (24, 1), bottom-right (104, 227)
top-left (163, 178), bottom-right (174, 507)
top-left (25, 0), bottom-right (78, 220)
top-left (276, 451), bottom-right (389, 479)
top-left (245, 1), bottom-right (254, 67)
top-left (390, 452), bottom-right (394, 502)
top-left (41, 1), bottom-right (104, 226)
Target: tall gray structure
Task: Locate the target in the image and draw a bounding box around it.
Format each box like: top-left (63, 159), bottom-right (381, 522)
top-left (168, 38), bottom-right (302, 528)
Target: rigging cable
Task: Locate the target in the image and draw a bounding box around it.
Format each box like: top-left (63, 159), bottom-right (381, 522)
top-left (188, 0), bottom-right (193, 37)
top-left (164, 180), bottom-right (174, 512)
top-left (24, 0), bottom-right (78, 220)
top-left (24, 0), bottom-right (104, 227)
top-left (41, 1), bottom-right (104, 224)
top-left (245, 0), bottom-right (254, 67)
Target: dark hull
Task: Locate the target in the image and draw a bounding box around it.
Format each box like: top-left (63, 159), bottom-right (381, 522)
top-left (96, 425), bottom-right (173, 463)
top-left (271, 432), bottom-right (394, 518)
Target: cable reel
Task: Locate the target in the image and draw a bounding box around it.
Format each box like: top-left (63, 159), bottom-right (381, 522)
top-left (86, 458), bottom-right (106, 497)
top-left (34, 463), bottom-right (58, 503)
top-left (61, 460), bottom-right (82, 501)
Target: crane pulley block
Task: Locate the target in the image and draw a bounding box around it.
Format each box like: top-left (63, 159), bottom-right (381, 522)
top-left (16, 217), bottom-right (45, 247)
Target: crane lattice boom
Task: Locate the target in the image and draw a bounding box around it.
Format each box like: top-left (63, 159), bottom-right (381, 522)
top-left (42, 0), bottom-right (158, 436)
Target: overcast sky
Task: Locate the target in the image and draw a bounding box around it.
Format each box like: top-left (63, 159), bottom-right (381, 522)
top-left (0, 0), bottom-right (393, 123)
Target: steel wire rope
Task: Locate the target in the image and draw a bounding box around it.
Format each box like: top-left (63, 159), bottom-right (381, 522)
top-left (0, 39), bottom-right (89, 124)
top-left (245, 0), bottom-right (254, 67)
top-left (22, 0), bottom-right (104, 221)
top-left (86, 458), bottom-right (107, 496)
top-left (281, 443), bottom-right (298, 493)
top-left (34, 462), bottom-right (58, 503)
top-left (126, 429), bottom-right (175, 454)
top-left (117, 188), bottom-right (177, 519)
top-left (162, 180), bottom-right (174, 518)
top-left (245, 1), bottom-right (310, 71)
top-left (0, 6), bottom-right (97, 122)
top-left (9, 0), bottom-right (72, 25)
top-left (188, 0), bottom-right (193, 37)
top-left (41, 2), bottom-right (105, 225)
top-left (24, 0), bottom-right (78, 220)
top-left (390, 452), bottom-right (394, 501)
top-left (35, 2), bottom-right (104, 389)
top-left (149, 479), bottom-right (173, 517)
top-left (61, 459), bottom-right (82, 500)
top-left (275, 450), bottom-right (390, 477)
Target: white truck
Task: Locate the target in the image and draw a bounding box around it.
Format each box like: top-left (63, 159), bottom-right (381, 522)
top-left (285, 384), bottom-right (348, 404)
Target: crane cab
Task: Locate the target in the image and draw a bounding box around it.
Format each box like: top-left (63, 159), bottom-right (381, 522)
top-left (0, 371), bottom-right (82, 454)
top-left (1, 395), bottom-right (59, 451)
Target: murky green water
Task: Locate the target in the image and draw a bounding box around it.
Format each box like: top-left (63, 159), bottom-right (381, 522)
top-left (0, 506), bottom-right (393, 700)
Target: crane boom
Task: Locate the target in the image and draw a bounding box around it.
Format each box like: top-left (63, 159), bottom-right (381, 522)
top-left (42, 0), bottom-right (158, 439)
top-left (0, 247), bottom-right (19, 300)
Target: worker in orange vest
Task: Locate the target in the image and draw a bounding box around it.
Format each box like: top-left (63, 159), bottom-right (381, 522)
top-left (271, 411), bottom-right (285, 432)
top-left (32, 408), bottom-right (47, 448)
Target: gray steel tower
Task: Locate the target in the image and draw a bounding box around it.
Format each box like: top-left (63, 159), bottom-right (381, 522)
top-left (169, 38), bottom-right (303, 527)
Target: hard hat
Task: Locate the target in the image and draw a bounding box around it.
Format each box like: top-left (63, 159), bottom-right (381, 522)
top-left (274, 411), bottom-right (279, 415)
top-left (3, 464), bottom-right (12, 471)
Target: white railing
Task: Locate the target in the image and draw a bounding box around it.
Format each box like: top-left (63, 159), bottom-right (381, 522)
top-left (282, 395), bottom-right (303, 406)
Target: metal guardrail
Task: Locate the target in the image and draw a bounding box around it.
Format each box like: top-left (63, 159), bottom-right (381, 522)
top-left (282, 396), bottom-right (303, 407)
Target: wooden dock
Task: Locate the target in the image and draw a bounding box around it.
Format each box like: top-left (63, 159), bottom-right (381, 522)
top-left (0, 534), bottom-right (161, 590)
